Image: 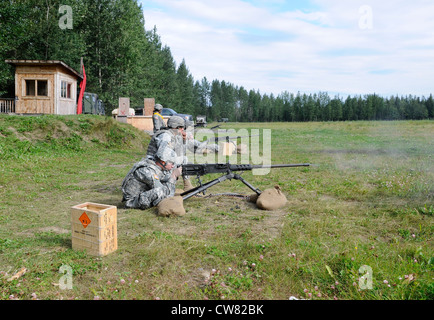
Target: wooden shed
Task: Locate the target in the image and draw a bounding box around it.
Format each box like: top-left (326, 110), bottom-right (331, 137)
top-left (5, 59), bottom-right (83, 115)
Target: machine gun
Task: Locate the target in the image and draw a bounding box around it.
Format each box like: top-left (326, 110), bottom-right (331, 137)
top-left (199, 134), bottom-right (260, 145)
top-left (180, 163), bottom-right (311, 200)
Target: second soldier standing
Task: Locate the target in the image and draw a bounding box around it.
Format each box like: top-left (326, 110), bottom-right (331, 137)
top-left (152, 103), bottom-right (165, 133)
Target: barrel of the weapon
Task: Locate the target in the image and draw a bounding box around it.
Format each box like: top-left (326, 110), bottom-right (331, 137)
top-left (230, 163), bottom-right (311, 171)
top-left (251, 163), bottom-right (311, 169)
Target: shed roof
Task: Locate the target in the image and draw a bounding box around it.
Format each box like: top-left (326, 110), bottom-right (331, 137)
top-left (5, 59), bottom-right (83, 80)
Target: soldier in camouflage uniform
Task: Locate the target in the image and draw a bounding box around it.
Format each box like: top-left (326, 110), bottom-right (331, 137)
top-left (180, 120), bottom-right (219, 191)
top-left (183, 120), bottom-right (219, 155)
top-left (146, 116), bottom-right (186, 167)
top-left (122, 116), bottom-right (186, 209)
top-left (152, 103), bottom-right (166, 133)
top-left (121, 152), bottom-right (182, 210)
top-left (146, 116), bottom-right (219, 192)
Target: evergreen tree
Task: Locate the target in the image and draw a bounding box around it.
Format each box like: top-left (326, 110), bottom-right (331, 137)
top-left (273, 94), bottom-right (284, 122)
top-left (0, 0), bottom-right (34, 96)
top-left (82, 0), bottom-right (154, 110)
top-left (425, 94), bottom-right (434, 119)
top-left (261, 93), bottom-right (271, 122)
top-left (343, 96), bottom-right (354, 120)
top-left (175, 59), bottom-right (194, 114)
top-left (305, 94), bottom-right (316, 122)
top-left (0, 0), bottom-right (87, 95)
top-left (237, 86), bottom-right (249, 122)
top-left (220, 81), bottom-right (236, 121)
top-left (247, 89), bottom-right (260, 122)
top-left (193, 77), bottom-right (210, 118)
top-left (210, 80), bottom-right (222, 121)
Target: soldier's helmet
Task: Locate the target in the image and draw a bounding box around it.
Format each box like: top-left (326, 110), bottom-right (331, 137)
top-left (167, 116), bottom-right (185, 129)
top-left (157, 147), bottom-right (177, 165)
top-left (185, 120), bottom-right (194, 129)
top-left (154, 104), bottom-right (163, 111)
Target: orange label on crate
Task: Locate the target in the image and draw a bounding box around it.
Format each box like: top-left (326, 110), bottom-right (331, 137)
top-left (79, 212), bottom-right (91, 228)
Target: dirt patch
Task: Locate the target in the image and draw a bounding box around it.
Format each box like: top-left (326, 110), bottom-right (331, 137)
top-left (174, 195), bottom-right (289, 240)
top-left (18, 226), bottom-right (70, 237)
top-left (6, 127), bottom-right (31, 141)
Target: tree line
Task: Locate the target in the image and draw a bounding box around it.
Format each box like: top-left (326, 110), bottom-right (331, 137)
top-left (1, 0), bottom-right (433, 122)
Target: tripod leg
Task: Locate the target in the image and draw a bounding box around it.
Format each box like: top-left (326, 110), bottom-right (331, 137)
top-left (234, 174), bottom-right (262, 195)
top-left (182, 173), bottom-right (234, 200)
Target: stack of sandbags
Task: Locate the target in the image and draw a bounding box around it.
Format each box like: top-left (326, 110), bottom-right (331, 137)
top-left (157, 196), bottom-right (186, 217)
top-left (255, 186), bottom-right (287, 210)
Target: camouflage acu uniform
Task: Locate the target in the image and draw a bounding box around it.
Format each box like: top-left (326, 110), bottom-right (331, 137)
top-left (152, 112), bottom-right (165, 133)
top-left (146, 129), bottom-right (184, 166)
top-left (121, 158), bottom-right (176, 209)
top-left (153, 104), bottom-right (166, 133)
top-left (179, 128), bottom-right (219, 190)
top-left (185, 136), bottom-right (219, 154)
top-left (183, 126), bottom-right (219, 159)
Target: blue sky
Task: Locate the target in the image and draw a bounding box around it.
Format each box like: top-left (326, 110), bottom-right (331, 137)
top-left (140, 0), bottom-right (434, 97)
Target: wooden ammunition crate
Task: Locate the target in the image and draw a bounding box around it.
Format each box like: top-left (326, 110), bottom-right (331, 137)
top-left (71, 202), bottom-right (117, 257)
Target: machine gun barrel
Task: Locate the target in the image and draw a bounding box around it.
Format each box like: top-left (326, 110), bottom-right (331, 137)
top-left (182, 163), bottom-right (311, 176)
top-left (204, 134), bottom-right (260, 144)
top-left (250, 163), bottom-right (311, 169)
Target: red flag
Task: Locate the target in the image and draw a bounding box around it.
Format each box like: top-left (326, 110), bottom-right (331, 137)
top-left (77, 64), bottom-right (86, 114)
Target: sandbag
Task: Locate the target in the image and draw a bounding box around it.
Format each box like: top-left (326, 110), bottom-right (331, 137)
top-left (174, 188), bottom-right (184, 196)
top-left (256, 186), bottom-right (287, 210)
top-left (157, 196), bottom-right (185, 217)
top-left (246, 193), bottom-right (259, 203)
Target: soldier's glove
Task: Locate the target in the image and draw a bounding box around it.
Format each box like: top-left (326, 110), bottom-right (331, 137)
top-left (171, 166), bottom-right (183, 181)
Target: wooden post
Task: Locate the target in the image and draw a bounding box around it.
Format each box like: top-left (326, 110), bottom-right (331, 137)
top-left (144, 98), bottom-right (155, 116)
top-left (118, 97), bottom-right (130, 123)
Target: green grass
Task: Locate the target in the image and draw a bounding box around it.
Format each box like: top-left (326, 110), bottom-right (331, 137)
top-left (0, 116), bottom-right (433, 300)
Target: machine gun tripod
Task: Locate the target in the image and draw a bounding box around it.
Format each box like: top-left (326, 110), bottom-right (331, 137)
top-left (180, 162), bottom-right (311, 200)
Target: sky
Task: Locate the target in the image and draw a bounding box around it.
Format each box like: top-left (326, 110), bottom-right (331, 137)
top-left (140, 0), bottom-right (434, 98)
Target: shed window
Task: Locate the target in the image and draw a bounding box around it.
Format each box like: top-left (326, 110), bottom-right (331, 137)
top-left (37, 80), bottom-right (48, 96)
top-left (26, 80), bottom-right (35, 96)
top-left (25, 79), bottom-right (48, 96)
top-left (61, 81), bottom-right (72, 99)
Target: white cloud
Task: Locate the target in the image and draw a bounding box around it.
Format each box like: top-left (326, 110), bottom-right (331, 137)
top-left (141, 0), bottom-right (434, 97)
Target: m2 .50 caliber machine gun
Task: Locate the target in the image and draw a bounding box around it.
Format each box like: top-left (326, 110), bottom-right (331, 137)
top-left (180, 163), bottom-right (311, 200)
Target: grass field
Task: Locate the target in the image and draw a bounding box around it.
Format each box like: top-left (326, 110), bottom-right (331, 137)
top-left (0, 115), bottom-right (433, 301)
